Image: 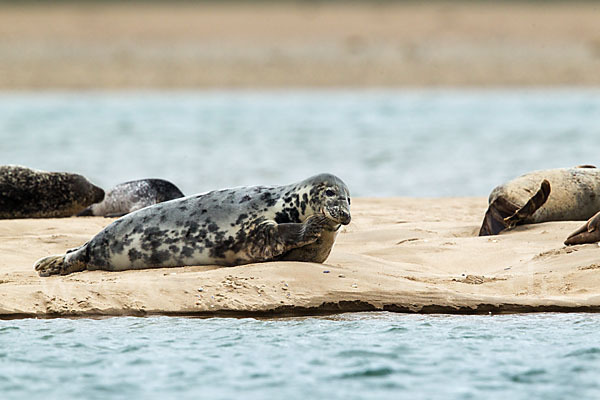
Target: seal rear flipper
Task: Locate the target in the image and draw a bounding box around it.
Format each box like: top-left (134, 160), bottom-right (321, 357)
top-left (478, 196), bottom-right (520, 236)
top-left (34, 254), bottom-right (87, 276)
top-left (503, 179), bottom-right (551, 229)
top-left (565, 211), bottom-right (600, 245)
top-left (34, 255), bottom-right (67, 276)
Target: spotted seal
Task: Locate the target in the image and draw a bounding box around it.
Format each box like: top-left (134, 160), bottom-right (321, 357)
top-left (34, 173), bottom-right (351, 276)
top-left (77, 179), bottom-right (184, 217)
top-left (0, 165), bottom-right (104, 219)
top-left (479, 166), bottom-right (600, 236)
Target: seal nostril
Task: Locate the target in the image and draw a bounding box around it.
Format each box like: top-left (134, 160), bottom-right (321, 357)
top-left (340, 210), bottom-right (351, 225)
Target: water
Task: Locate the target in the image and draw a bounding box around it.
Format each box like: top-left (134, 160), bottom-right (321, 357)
top-left (0, 313), bottom-right (599, 400)
top-left (2, 90), bottom-right (600, 398)
top-left (1, 89), bottom-right (599, 197)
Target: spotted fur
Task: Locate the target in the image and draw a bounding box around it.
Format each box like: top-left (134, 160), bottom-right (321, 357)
top-left (34, 173), bottom-right (351, 276)
top-left (77, 179), bottom-right (184, 217)
top-left (0, 165), bottom-right (104, 219)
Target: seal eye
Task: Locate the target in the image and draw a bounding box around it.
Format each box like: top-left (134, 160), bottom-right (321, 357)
top-left (325, 189), bottom-right (335, 197)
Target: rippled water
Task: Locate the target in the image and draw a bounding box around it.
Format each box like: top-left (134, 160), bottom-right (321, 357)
top-left (1, 89), bottom-right (599, 197)
top-left (1, 313), bottom-right (599, 400)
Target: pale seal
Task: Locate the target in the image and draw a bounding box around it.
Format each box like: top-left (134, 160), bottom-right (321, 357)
top-left (0, 165), bottom-right (104, 219)
top-left (479, 166), bottom-right (600, 236)
top-left (34, 173), bottom-right (351, 276)
top-left (77, 179), bottom-right (184, 217)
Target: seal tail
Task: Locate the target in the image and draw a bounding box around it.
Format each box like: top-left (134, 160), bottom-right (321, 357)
top-left (478, 180), bottom-right (551, 236)
top-left (34, 255), bottom-right (66, 277)
top-left (76, 206), bottom-right (94, 217)
top-left (565, 211), bottom-right (600, 245)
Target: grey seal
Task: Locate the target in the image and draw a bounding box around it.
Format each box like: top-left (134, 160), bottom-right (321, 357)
top-left (479, 166), bottom-right (600, 236)
top-left (0, 165), bottom-right (104, 219)
top-left (77, 179), bottom-right (184, 217)
top-left (34, 173), bottom-right (351, 276)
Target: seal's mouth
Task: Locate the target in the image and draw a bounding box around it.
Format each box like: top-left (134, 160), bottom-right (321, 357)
top-left (323, 206), bottom-right (351, 226)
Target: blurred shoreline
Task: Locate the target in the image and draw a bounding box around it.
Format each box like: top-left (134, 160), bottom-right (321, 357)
top-left (1, 1), bottom-right (599, 89)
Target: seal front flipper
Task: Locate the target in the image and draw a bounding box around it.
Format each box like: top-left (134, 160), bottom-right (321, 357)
top-left (564, 211), bottom-right (600, 245)
top-left (503, 180), bottom-right (551, 229)
top-left (246, 215), bottom-right (328, 262)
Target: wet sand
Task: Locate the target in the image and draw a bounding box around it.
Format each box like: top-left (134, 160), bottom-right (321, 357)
top-left (1, 2), bottom-right (600, 88)
top-left (2, 197), bottom-right (599, 319)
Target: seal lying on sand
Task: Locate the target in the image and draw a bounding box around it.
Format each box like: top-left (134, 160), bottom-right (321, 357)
top-left (77, 179), bottom-right (184, 217)
top-left (564, 211), bottom-right (600, 245)
top-left (34, 173), bottom-right (351, 276)
top-left (0, 165), bottom-right (104, 219)
top-left (479, 166), bottom-right (600, 236)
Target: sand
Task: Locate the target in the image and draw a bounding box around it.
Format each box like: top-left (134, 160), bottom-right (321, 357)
top-left (1, 197), bottom-right (600, 319)
top-left (1, 2), bottom-right (600, 88)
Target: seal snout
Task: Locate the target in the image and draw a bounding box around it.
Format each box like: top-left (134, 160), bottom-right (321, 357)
top-left (323, 206), bottom-right (351, 225)
top-left (338, 209), bottom-right (351, 225)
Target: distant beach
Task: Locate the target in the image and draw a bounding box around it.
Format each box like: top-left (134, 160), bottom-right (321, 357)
top-left (1, 2), bottom-right (599, 89)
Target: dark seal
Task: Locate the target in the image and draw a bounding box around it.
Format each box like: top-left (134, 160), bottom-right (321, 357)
top-left (0, 165), bottom-right (105, 219)
top-left (565, 211), bottom-right (600, 245)
top-left (77, 179), bottom-right (184, 217)
top-left (34, 173), bottom-right (351, 276)
top-left (479, 166), bottom-right (600, 236)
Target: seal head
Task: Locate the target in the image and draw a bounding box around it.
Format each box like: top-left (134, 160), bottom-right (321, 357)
top-left (306, 173), bottom-right (351, 226)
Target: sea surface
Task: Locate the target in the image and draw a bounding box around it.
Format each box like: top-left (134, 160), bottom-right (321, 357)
top-left (1, 89), bottom-right (599, 197)
top-left (2, 90), bottom-right (600, 399)
top-left (1, 313), bottom-right (600, 400)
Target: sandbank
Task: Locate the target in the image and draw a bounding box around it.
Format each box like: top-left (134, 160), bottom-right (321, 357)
top-left (1, 197), bottom-right (599, 319)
